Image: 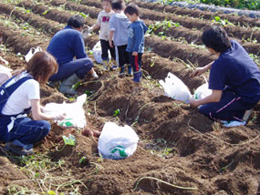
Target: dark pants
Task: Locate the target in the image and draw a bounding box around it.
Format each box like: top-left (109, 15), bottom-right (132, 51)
top-left (100, 39), bottom-right (115, 61)
top-left (117, 45), bottom-right (129, 68)
top-left (199, 90), bottom-right (259, 121)
top-left (0, 117), bottom-right (50, 144)
top-left (128, 53), bottom-right (142, 72)
top-left (49, 58), bottom-right (93, 81)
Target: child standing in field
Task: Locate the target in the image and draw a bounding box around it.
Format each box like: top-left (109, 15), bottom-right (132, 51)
top-left (124, 3), bottom-right (148, 82)
top-left (109, 0), bottom-right (132, 76)
top-left (91, 0), bottom-right (116, 69)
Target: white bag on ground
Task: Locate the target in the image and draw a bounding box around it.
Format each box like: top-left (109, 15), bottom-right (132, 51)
top-left (98, 122), bottom-right (139, 160)
top-left (194, 82), bottom-right (212, 100)
top-left (25, 46), bottom-right (42, 62)
top-left (93, 41), bottom-right (103, 64)
top-left (93, 41), bottom-right (111, 64)
top-left (159, 72), bottom-right (191, 103)
top-left (0, 64), bottom-right (12, 86)
top-left (43, 94), bottom-right (87, 128)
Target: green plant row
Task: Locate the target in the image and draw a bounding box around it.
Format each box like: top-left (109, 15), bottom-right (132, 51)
top-left (155, 0), bottom-right (259, 10)
top-left (200, 0), bottom-right (260, 10)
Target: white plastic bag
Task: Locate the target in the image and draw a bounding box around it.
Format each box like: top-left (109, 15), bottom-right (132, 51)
top-left (25, 46), bottom-right (42, 62)
top-left (193, 82), bottom-right (212, 100)
top-left (93, 41), bottom-right (103, 64)
top-left (159, 72), bottom-right (191, 103)
top-left (81, 26), bottom-right (93, 38)
top-left (92, 41), bottom-right (111, 64)
top-left (98, 122), bottom-right (139, 160)
top-left (43, 94), bottom-right (87, 128)
top-left (0, 64), bottom-right (12, 86)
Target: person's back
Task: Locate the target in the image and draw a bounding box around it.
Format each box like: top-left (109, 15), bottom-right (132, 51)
top-left (109, 12), bottom-right (130, 46)
top-left (47, 15), bottom-right (98, 95)
top-left (190, 25), bottom-right (260, 126)
top-left (109, 0), bottom-right (131, 75)
top-left (47, 26), bottom-right (87, 66)
top-left (211, 40), bottom-right (260, 102)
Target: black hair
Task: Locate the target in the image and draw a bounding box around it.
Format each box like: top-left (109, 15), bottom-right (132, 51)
top-left (101, 0), bottom-right (112, 4)
top-left (202, 25), bottom-right (231, 53)
top-left (67, 15), bottom-right (85, 28)
top-left (111, 0), bottom-right (125, 10)
top-left (124, 3), bottom-right (139, 16)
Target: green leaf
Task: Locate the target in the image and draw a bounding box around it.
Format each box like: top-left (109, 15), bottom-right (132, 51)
top-left (113, 109), bottom-right (120, 117)
top-left (214, 16), bottom-right (220, 22)
top-left (42, 9), bottom-right (50, 15)
top-left (62, 134), bottom-right (76, 146)
top-left (79, 156), bottom-right (87, 164)
top-left (47, 190), bottom-right (56, 195)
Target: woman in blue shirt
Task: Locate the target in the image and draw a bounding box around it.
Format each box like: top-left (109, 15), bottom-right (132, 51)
top-left (190, 25), bottom-right (260, 125)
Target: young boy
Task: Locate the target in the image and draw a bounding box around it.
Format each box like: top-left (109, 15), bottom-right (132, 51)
top-left (124, 3), bottom-right (148, 82)
top-left (109, 0), bottom-right (131, 76)
top-left (91, 0), bottom-right (116, 69)
top-left (190, 26), bottom-right (260, 126)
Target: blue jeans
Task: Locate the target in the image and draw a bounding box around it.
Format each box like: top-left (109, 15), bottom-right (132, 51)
top-left (0, 117), bottom-right (50, 145)
top-left (49, 58), bottom-right (93, 81)
top-left (199, 90), bottom-right (259, 121)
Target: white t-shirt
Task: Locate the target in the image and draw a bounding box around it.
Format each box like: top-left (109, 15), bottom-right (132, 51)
top-left (2, 72), bottom-right (40, 115)
top-left (97, 10), bottom-right (114, 41)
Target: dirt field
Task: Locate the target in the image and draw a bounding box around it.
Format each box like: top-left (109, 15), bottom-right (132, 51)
top-left (0, 0), bottom-right (259, 194)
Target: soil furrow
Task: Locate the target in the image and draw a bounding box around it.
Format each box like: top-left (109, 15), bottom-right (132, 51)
top-left (0, 3), bottom-right (63, 35)
top-left (81, 0), bottom-right (260, 43)
top-left (46, 0), bottom-right (260, 56)
top-left (145, 36), bottom-right (216, 66)
top-left (134, 1), bottom-right (260, 28)
top-left (17, 1), bottom-right (96, 26)
top-left (0, 19), bottom-right (49, 54)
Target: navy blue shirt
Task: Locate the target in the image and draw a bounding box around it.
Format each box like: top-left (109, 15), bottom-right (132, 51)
top-left (47, 26), bottom-right (87, 66)
top-left (126, 20), bottom-right (148, 53)
top-left (209, 40), bottom-right (260, 103)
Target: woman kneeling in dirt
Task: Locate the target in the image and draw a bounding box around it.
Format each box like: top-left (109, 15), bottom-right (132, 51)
top-left (0, 51), bottom-right (65, 155)
top-left (190, 25), bottom-right (260, 126)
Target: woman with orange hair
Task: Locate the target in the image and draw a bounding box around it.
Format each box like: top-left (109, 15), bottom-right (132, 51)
top-left (0, 51), bottom-right (65, 155)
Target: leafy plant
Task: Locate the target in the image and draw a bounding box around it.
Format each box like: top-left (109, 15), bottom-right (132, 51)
top-left (113, 109), bottom-right (120, 117)
top-left (201, 0), bottom-right (260, 10)
top-left (213, 16), bottom-right (234, 26)
top-left (148, 19), bottom-right (179, 36)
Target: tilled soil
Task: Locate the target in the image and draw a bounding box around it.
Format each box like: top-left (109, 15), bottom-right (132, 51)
top-left (0, 0), bottom-right (259, 194)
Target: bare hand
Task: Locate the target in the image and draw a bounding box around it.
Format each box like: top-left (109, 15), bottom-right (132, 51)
top-left (54, 113), bottom-right (66, 120)
top-left (132, 52), bottom-right (138, 56)
top-left (189, 99), bottom-right (200, 108)
top-left (190, 67), bottom-right (205, 78)
top-left (109, 40), bottom-right (113, 48)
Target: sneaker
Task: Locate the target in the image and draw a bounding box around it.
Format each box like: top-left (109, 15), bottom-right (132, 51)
top-left (221, 120), bottom-right (246, 127)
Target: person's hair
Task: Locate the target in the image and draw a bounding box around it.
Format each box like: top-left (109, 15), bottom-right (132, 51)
top-left (111, 0), bottom-right (125, 10)
top-left (27, 51), bottom-right (58, 84)
top-left (124, 3), bottom-right (139, 16)
top-left (67, 15), bottom-right (85, 28)
top-left (202, 25), bottom-right (231, 53)
top-left (101, 0), bottom-right (112, 4)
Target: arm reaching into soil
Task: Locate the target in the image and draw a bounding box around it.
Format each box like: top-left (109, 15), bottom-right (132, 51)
top-left (190, 89), bottom-right (222, 107)
top-left (31, 99), bottom-right (66, 121)
top-left (190, 61), bottom-right (214, 77)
